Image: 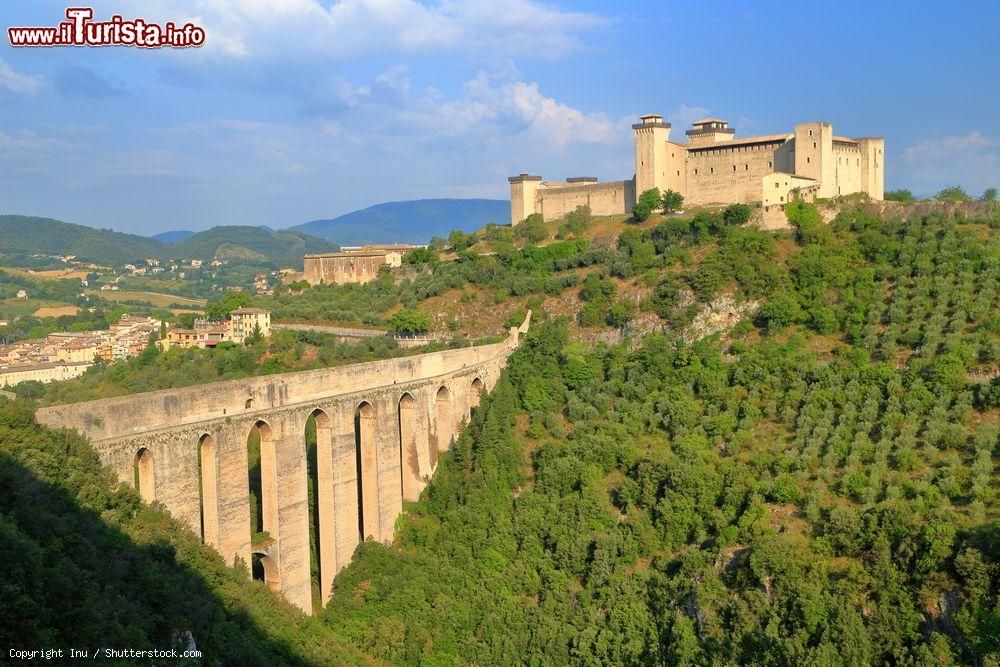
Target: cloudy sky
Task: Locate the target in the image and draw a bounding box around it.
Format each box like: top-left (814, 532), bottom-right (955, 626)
top-left (1, 0), bottom-right (997, 235)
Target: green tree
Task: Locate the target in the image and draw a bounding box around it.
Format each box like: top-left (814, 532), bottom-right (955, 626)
top-left (722, 203), bottom-right (752, 225)
top-left (404, 247), bottom-right (439, 265)
top-left (245, 323), bottom-right (265, 346)
top-left (982, 187), bottom-right (998, 201)
top-left (632, 188), bottom-right (661, 222)
top-left (387, 308), bottom-right (431, 335)
top-left (205, 290), bottom-right (255, 318)
top-left (448, 229), bottom-right (477, 252)
top-left (885, 189), bottom-right (916, 203)
top-left (661, 189), bottom-right (684, 214)
top-left (936, 185), bottom-right (970, 202)
top-left (606, 299), bottom-right (637, 328)
top-left (786, 201), bottom-right (830, 244)
top-left (516, 213), bottom-right (547, 243)
top-left (564, 205), bottom-right (592, 234)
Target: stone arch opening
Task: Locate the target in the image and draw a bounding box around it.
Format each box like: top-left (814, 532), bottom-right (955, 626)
top-left (435, 386), bottom-right (452, 453)
top-left (133, 447), bottom-right (155, 502)
top-left (305, 408), bottom-right (332, 611)
top-left (252, 552), bottom-right (280, 591)
top-left (198, 433), bottom-right (218, 545)
top-left (470, 377), bottom-right (484, 410)
top-left (245, 398), bottom-right (254, 409)
top-left (354, 401), bottom-right (378, 541)
top-left (398, 393), bottom-right (420, 502)
top-left (247, 420), bottom-right (278, 544)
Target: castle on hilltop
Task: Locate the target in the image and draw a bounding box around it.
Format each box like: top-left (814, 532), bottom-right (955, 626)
top-left (509, 115), bottom-right (884, 227)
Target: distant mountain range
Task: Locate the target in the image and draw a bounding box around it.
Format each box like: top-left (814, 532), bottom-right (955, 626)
top-left (289, 198), bottom-right (510, 245)
top-left (0, 215), bottom-right (164, 265)
top-left (0, 215), bottom-right (334, 267)
top-left (163, 226), bottom-right (336, 264)
top-left (151, 230), bottom-right (194, 243)
top-left (0, 198), bottom-right (508, 267)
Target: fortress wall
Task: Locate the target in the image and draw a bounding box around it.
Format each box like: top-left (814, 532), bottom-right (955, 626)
top-left (685, 142), bottom-right (783, 205)
top-left (536, 180), bottom-right (634, 221)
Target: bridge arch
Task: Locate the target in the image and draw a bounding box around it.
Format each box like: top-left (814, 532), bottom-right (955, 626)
top-left (198, 433), bottom-right (218, 545)
top-left (252, 552), bottom-right (280, 591)
top-left (470, 377), bottom-right (484, 410)
top-left (355, 401), bottom-right (379, 541)
top-left (435, 386), bottom-right (453, 454)
top-left (248, 420), bottom-right (278, 543)
top-left (133, 447), bottom-right (155, 502)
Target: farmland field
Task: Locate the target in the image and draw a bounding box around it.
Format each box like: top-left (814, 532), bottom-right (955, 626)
top-left (87, 290), bottom-right (206, 309)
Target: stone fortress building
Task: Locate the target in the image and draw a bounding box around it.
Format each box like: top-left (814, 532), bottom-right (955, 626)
top-left (303, 244), bottom-right (414, 286)
top-left (509, 114), bottom-right (884, 226)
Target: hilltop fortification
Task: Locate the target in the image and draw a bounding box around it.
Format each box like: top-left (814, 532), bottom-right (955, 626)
top-left (510, 115), bottom-right (884, 227)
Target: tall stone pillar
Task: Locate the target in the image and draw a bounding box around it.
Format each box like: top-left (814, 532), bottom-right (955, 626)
top-left (373, 392), bottom-right (403, 543)
top-left (272, 411), bottom-right (312, 614)
top-left (216, 422), bottom-right (252, 571)
top-left (331, 400), bottom-right (361, 576)
top-left (314, 409), bottom-right (337, 607)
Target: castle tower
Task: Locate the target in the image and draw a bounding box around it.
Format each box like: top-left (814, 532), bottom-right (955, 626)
top-left (685, 118), bottom-right (735, 147)
top-left (794, 122), bottom-right (835, 197)
top-left (633, 114), bottom-right (672, 197)
top-left (857, 137), bottom-right (885, 200)
top-left (508, 173), bottom-right (542, 226)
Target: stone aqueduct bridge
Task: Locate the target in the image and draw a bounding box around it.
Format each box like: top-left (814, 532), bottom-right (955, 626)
top-left (36, 314), bottom-right (530, 613)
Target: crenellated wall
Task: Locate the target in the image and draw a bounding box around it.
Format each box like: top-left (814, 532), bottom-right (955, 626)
top-left (36, 313), bottom-right (531, 613)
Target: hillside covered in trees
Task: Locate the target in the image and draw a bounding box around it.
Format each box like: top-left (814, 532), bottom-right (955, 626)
top-left (1, 203), bottom-right (997, 664)
top-left (318, 207), bottom-right (998, 663)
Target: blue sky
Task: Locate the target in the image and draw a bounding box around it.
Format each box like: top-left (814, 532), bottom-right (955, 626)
top-left (1, 0), bottom-right (997, 235)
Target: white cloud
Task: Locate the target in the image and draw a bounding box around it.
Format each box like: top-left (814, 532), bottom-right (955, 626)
top-left (0, 59), bottom-right (44, 95)
top-left (667, 104), bottom-right (710, 126)
top-left (0, 129), bottom-right (73, 152)
top-left (106, 0), bottom-right (609, 60)
top-left (902, 131), bottom-right (998, 161)
top-left (899, 131), bottom-right (999, 190)
top-left (406, 68), bottom-right (618, 148)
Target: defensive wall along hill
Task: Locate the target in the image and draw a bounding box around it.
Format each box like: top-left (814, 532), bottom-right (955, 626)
top-left (36, 312), bottom-right (531, 614)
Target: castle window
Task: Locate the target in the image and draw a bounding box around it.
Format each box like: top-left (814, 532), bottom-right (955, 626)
top-left (807, 157), bottom-right (811, 164)
top-left (769, 161), bottom-right (772, 169)
top-left (710, 167), bottom-right (714, 174)
top-left (732, 165), bottom-right (736, 171)
top-left (676, 170), bottom-right (680, 176)
top-left (745, 164), bottom-right (749, 170)
top-left (809, 129), bottom-right (813, 136)
top-left (813, 142), bottom-right (817, 149)
top-left (695, 168), bottom-right (698, 175)
top-left (780, 196), bottom-right (784, 202)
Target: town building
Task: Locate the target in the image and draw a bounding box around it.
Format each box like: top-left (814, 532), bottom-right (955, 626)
top-left (509, 114), bottom-right (884, 228)
top-left (229, 308), bottom-right (271, 344)
top-left (160, 309), bottom-right (271, 350)
top-left (302, 244), bottom-right (413, 286)
top-left (0, 314), bottom-right (161, 388)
